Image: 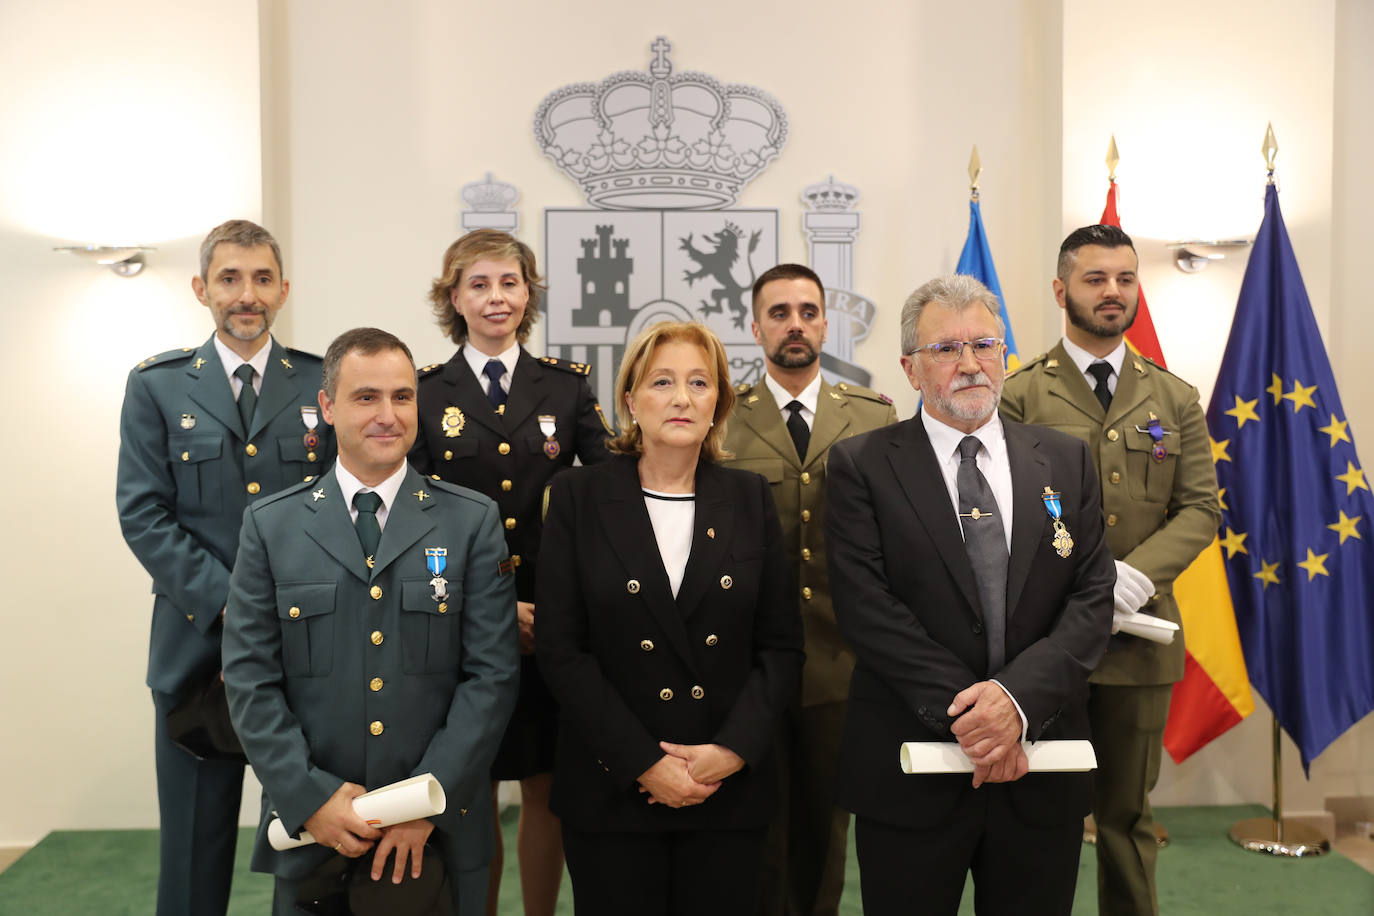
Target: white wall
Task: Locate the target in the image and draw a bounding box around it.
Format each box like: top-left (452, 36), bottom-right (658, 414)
top-left (0, 1), bottom-right (265, 845)
top-left (1, 0), bottom-right (1369, 846)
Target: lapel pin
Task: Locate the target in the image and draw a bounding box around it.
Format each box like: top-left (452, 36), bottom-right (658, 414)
top-left (311, 489), bottom-right (326, 502)
top-left (414, 490), bottom-right (430, 501)
top-left (180, 413), bottom-right (197, 430)
top-left (1041, 486), bottom-right (1074, 558)
top-left (280, 357), bottom-right (293, 370)
top-left (707, 527), bottom-right (715, 539)
top-left (192, 357), bottom-right (206, 370)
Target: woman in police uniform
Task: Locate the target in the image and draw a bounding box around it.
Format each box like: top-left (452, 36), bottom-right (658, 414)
top-left (535, 321), bottom-right (803, 915)
top-left (410, 228), bottom-right (611, 916)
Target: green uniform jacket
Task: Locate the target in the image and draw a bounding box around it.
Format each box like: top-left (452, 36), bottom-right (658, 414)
top-left (222, 466), bottom-right (519, 884)
top-left (1000, 342), bottom-right (1221, 686)
top-left (116, 336), bottom-right (334, 695)
top-left (722, 378), bottom-right (897, 705)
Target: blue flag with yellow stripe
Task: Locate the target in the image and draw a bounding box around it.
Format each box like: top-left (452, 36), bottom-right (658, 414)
top-left (1209, 181), bottom-right (1374, 770)
top-left (956, 197), bottom-right (1019, 370)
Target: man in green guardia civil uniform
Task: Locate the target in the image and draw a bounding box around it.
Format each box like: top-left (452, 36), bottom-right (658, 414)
top-left (722, 263), bottom-right (896, 916)
top-left (999, 225), bottom-right (1220, 916)
top-left (116, 220), bottom-right (334, 916)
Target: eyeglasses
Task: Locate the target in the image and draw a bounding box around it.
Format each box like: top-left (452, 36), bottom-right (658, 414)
top-left (909, 337), bottom-right (1005, 363)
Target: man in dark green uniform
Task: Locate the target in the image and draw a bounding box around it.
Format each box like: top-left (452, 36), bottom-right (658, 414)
top-left (723, 263), bottom-right (896, 915)
top-left (116, 220), bottom-right (333, 915)
top-left (1000, 225), bottom-right (1220, 916)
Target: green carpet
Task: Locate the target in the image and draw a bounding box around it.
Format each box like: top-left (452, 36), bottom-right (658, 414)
top-left (1, 805), bottom-right (1369, 914)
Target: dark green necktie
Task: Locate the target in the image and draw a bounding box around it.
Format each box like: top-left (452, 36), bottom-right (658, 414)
top-left (353, 491), bottom-right (383, 563)
top-left (234, 364), bottom-right (258, 433)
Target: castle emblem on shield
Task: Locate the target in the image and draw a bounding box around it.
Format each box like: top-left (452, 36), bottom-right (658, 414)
top-left (461, 37), bottom-right (879, 399)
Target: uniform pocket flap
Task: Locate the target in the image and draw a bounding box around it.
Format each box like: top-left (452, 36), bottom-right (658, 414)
top-left (169, 433), bottom-right (223, 464)
top-left (276, 582), bottom-right (336, 620)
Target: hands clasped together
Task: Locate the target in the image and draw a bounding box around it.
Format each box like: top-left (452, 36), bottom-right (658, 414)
top-left (637, 741), bottom-right (745, 808)
top-left (304, 782), bottom-right (435, 883)
top-left (947, 681), bottom-right (1030, 789)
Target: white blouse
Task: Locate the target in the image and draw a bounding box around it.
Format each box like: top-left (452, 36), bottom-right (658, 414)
top-left (642, 488), bottom-right (696, 598)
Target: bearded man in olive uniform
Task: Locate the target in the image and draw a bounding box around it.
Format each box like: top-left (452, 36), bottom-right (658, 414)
top-left (1000, 225), bottom-right (1220, 916)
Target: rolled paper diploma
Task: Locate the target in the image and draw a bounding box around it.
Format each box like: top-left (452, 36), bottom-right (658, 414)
top-left (899, 740), bottom-right (1098, 774)
top-left (1113, 609), bottom-right (1180, 645)
top-left (268, 773), bottom-right (447, 851)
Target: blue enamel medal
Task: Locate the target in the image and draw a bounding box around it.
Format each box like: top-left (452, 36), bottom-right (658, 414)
top-left (1041, 487), bottom-right (1074, 558)
top-left (425, 547), bottom-right (449, 601)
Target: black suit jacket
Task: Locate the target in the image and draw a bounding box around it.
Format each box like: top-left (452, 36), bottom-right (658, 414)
top-left (825, 413), bottom-right (1114, 830)
top-left (535, 455), bottom-right (804, 832)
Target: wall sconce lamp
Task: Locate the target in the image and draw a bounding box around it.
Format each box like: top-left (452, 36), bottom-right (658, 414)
top-left (54, 245), bottom-right (155, 278)
top-left (1168, 240), bottom-right (1251, 274)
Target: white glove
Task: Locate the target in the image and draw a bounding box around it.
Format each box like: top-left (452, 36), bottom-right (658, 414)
top-left (1112, 560), bottom-right (1154, 616)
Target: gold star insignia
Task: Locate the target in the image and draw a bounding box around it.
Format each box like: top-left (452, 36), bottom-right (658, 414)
top-left (1224, 395), bottom-right (1260, 428)
top-left (414, 490), bottom-right (430, 501)
top-left (1282, 379), bottom-right (1317, 413)
top-left (1328, 510), bottom-right (1363, 545)
top-left (1219, 527), bottom-right (1249, 559)
top-left (1318, 414), bottom-right (1351, 448)
top-left (1218, 488), bottom-right (1228, 511)
top-left (1265, 373), bottom-right (1284, 405)
top-left (1336, 461), bottom-right (1369, 495)
top-left (1210, 437), bottom-right (1232, 464)
top-left (1296, 548), bottom-right (1330, 581)
top-left (1253, 559), bottom-right (1281, 590)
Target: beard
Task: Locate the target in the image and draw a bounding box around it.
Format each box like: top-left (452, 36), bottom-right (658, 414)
top-left (1064, 289), bottom-right (1137, 339)
top-left (220, 306), bottom-right (272, 342)
top-left (768, 334), bottom-right (820, 370)
top-left (923, 368), bottom-right (1003, 425)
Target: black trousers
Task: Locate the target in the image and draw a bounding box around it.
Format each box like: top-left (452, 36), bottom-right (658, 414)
top-left (562, 824), bottom-right (766, 916)
top-left (854, 784), bottom-right (1081, 916)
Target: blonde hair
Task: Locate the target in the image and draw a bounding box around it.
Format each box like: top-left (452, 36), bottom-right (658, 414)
top-left (607, 321), bottom-right (735, 462)
top-left (428, 229), bottom-right (543, 346)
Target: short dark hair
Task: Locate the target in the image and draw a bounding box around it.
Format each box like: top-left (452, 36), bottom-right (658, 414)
top-left (199, 219), bottom-right (283, 282)
top-left (751, 263), bottom-right (825, 319)
top-left (428, 229), bottom-right (543, 346)
top-left (1057, 224), bottom-right (1136, 281)
top-left (322, 328), bottom-right (415, 399)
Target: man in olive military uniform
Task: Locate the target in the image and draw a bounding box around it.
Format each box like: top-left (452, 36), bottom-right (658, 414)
top-left (116, 220), bottom-right (334, 916)
top-left (223, 328), bottom-right (519, 915)
top-left (1000, 225), bottom-right (1220, 916)
top-left (722, 263), bottom-right (896, 916)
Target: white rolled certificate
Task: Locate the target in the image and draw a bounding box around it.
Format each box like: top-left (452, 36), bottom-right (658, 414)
top-left (1113, 610), bottom-right (1179, 645)
top-left (899, 740), bottom-right (1098, 774)
top-left (267, 773), bottom-right (448, 851)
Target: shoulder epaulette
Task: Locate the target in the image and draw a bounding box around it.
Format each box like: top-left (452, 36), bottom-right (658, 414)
top-left (251, 476), bottom-right (317, 509)
top-left (538, 356), bottom-right (592, 377)
top-left (418, 362), bottom-right (444, 379)
top-left (134, 347), bottom-right (197, 371)
top-left (735, 381), bottom-right (753, 394)
top-left (1005, 352), bottom-right (1051, 378)
top-left (833, 381), bottom-right (893, 406)
top-left (424, 476), bottom-right (499, 508)
top-left (1126, 354), bottom-right (1193, 386)
top-left (283, 346), bottom-right (324, 364)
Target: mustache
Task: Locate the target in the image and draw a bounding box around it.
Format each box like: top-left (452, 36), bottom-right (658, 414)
top-left (949, 371), bottom-right (992, 392)
top-left (1095, 299), bottom-right (1127, 311)
top-left (229, 305), bottom-right (266, 315)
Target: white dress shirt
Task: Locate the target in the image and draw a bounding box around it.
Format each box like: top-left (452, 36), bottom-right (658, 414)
top-left (334, 460), bottom-right (408, 531)
top-left (642, 489), bottom-right (695, 598)
top-left (764, 371), bottom-right (822, 431)
top-left (1061, 336), bottom-right (1126, 398)
top-left (463, 342), bottom-right (520, 398)
top-left (214, 334), bottom-right (272, 398)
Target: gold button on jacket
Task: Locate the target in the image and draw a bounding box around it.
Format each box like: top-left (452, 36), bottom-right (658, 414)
top-left (288, 606), bottom-right (300, 618)
top-left (246, 481), bottom-right (261, 495)
top-left (626, 579), bottom-right (640, 594)
top-left (369, 721), bottom-right (384, 736)
top-left (705, 634), bottom-right (718, 646)
top-left (369, 585), bottom-right (382, 600)
top-left (245, 443), bottom-right (258, 457)
top-left (690, 685), bottom-right (705, 700)
top-left (720, 575), bottom-right (733, 589)
top-left (639, 639), bottom-right (654, 651)
top-left (369, 677), bottom-right (384, 692)
top-left (370, 630), bottom-right (384, 645)
top-left (498, 442), bottom-right (511, 455)
top-left (659, 688), bottom-right (673, 701)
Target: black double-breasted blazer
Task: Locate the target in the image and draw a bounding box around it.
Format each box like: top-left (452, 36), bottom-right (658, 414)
top-left (825, 413), bottom-right (1115, 830)
top-left (535, 455), bottom-right (805, 832)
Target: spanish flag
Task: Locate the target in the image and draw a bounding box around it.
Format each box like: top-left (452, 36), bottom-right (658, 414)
top-left (1100, 181), bottom-right (1255, 762)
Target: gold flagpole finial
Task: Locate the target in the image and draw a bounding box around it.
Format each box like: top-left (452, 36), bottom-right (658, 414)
top-left (1106, 134), bottom-right (1120, 182)
top-left (968, 145), bottom-right (982, 199)
top-left (1262, 122), bottom-right (1279, 182)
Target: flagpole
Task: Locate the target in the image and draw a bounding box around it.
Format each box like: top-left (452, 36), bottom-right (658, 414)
top-left (1224, 125), bottom-right (1330, 858)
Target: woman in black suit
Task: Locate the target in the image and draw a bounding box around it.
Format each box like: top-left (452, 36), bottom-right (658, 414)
top-left (536, 320), bottom-right (804, 915)
top-left (409, 229), bottom-right (612, 916)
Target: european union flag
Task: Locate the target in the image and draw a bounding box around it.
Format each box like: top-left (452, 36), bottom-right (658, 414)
top-left (1210, 181), bottom-right (1374, 770)
top-left (956, 197), bottom-right (1019, 369)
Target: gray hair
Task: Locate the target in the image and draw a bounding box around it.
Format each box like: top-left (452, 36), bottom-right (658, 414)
top-left (899, 275), bottom-right (1005, 354)
top-left (199, 219), bottom-right (284, 282)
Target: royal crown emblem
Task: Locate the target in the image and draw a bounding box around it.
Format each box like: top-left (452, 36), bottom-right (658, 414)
top-left (533, 37), bottom-right (788, 210)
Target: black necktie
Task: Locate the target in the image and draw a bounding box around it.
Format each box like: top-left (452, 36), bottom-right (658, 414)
top-left (234, 364), bottom-right (257, 433)
top-left (484, 359), bottom-right (507, 410)
top-left (1087, 361), bottom-right (1114, 413)
top-left (353, 491), bottom-right (382, 563)
top-left (785, 400), bottom-right (810, 462)
top-left (957, 436), bottom-right (1008, 673)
